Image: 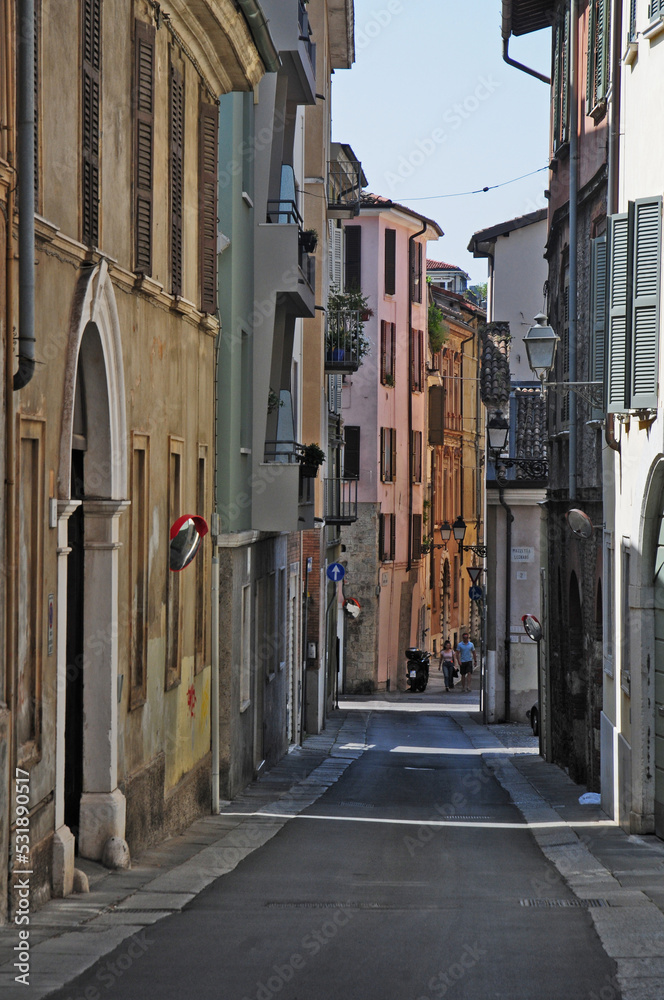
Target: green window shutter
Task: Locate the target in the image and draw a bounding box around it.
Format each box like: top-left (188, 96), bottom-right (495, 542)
top-left (590, 235), bottom-right (607, 415)
top-left (606, 211), bottom-right (632, 413)
top-left (586, 0), bottom-right (596, 115)
top-left (586, 0), bottom-right (608, 113)
top-left (630, 197), bottom-right (661, 409)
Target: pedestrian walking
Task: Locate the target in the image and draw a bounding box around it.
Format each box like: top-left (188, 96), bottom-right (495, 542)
top-left (439, 640), bottom-right (456, 691)
top-left (456, 632), bottom-right (477, 693)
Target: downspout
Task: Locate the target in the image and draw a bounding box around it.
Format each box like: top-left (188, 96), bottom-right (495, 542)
top-left (569, 0), bottom-right (579, 499)
top-left (498, 481), bottom-right (514, 721)
top-left (4, 0), bottom-right (16, 715)
top-left (502, 36), bottom-right (551, 85)
top-left (236, 0), bottom-right (281, 73)
top-left (14, 0), bottom-right (36, 390)
top-left (408, 220), bottom-right (427, 572)
top-left (605, 0), bottom-right (622, 454)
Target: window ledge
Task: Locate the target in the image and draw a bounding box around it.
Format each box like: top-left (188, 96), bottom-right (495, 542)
top-left (240, 698), bottom-right (251, 714)
top-left (624, 40), bottom-right (638, 65)
top-left (644, 17), bottom-right (664, 41)
top-left (588, 99), bottom-right (607, 124)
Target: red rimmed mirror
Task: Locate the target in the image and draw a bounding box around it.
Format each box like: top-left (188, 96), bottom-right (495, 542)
top-left (169, 515), bottom-right (208, 572)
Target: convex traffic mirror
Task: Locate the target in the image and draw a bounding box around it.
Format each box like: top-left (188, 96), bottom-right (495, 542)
top-left (169, 515), bottom-right (208, 571)
top-left (521, 614), bottom-right (542, 643)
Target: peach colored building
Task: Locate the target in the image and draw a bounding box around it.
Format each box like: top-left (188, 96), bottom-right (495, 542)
top-left (340, 195), bottom-right (442, 692)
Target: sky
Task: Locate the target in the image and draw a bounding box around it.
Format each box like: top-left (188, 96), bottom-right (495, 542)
top-left (331, 0), bottom-right (552, 286)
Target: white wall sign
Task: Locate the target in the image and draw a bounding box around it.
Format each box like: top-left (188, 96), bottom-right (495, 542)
top-left (516, 571), bottom-right (528, 580)
top-left (512, 547), bottom-right (534, 563)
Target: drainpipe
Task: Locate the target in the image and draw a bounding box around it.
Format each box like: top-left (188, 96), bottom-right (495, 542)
top-left (605, 0), bottom-right (622, 454)
top-left (502, 36), bottom-right (551, 85)
top-left (408, 220), bottom-right (427, 572)
top-left (569, 0), bottom-right (579, 500)
top-left (210, 545), bottom-right (220, 813)
top-left (236, 0), bottom-right (281, 73)
top-left (14, 0), bottom-right (36, 390)
top-left (498, 481), bottom-right (514, 722)
top-left (4, 0), bottom-right (16, 714)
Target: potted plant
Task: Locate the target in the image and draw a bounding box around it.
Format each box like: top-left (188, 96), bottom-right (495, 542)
top-left (300, 228), bottom-right (318, 254)
top-left (326, 288), bottom-right (372, 366)
top-left (299, 442), bottom-right (325, 478)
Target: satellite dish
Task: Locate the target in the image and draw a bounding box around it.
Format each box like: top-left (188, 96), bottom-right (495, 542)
top-left (566, 508), bottom-right (594, 539)
top-left (522, 614), bottom-right (542, 643)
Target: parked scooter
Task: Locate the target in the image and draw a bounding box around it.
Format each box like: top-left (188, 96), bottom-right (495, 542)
top-left (405, 647), bottom-right (430, 692)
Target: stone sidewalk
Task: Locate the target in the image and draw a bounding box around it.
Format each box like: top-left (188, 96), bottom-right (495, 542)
top-left (1, 706), bottom-right (663, 1000)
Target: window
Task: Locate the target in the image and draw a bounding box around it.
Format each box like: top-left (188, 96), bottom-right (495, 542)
top-left (586, 0), bottom-right (609, 117)
top-left (17, 419), bottom-right (44, 759)
top-left (344, 425), bottom-right (360, 479)
top-left (240, 584), bottom-right (251, 708)
top-left (380, 320), bottom-right (396, 384)
top-left (166, 437), bottom-right (184, 689)
top-left (410, 240), bottom-right (422, 302)
top-left (411, 430), bottom-right (422, 483)
top-left (133, 20), bottom-right (155, 274)
top-left (379, 513), bottom-right (396, 562)
top-left (195, 446), bottom-right (208, 673)
top-left (429, 386), bottom-right (445, 446)
top-left (380, 427), bottom-right (397, 482)
top-left (329, 220), bottom-right (343, 290)
top-left (412, 513), bottom-right (423, 561)
top-left (199, 102), bottom-right (218, 313)
top-left (629, 0), bottom-right (637, 41)
top-left (607, 197), bottom-right (662, 412)
top-left (590, 234), bottom-right (607, 415)
top-left (169, 60), bottom-right (184, 296)
top-left (130, 434), bottom-right (149, 708)
top-left (384, 228), bottom-right (396, 295)
top-left (411, 328), bottom-right (424, 391)
top-left (651, 0), bottom-right (664, 23)
top-left (82, 0), bottom-right (102, 246)
top-left (344, 226), bottom-right (362, 291)
top-left (552, 5), bottom-right (570, 152)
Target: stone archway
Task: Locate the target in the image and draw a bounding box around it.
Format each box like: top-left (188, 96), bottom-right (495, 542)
top-left (53, 261), bottom-right (129, 894)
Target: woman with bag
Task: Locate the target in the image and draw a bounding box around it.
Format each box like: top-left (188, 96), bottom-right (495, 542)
top-left (439, 640), bottom-right (456, 691)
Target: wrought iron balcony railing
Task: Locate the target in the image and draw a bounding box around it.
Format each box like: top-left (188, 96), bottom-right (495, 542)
top-left (327, 160), bottom-right (362, 218)
top-left (325, 309), bottom-right (362, 373)
top-left (324, 477), bottom-right (358, 525)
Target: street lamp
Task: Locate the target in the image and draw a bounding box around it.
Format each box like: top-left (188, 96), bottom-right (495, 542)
top-left (523, 313), bottom-right (604, 408)
top-left (433, 517), bottom-right (486, 558)
top-left (452, 515), bottom-right (466, 544)
top-left (487, 410), bottom-right (509, 455)
top-left (439, 520), bottom-right (452, 543)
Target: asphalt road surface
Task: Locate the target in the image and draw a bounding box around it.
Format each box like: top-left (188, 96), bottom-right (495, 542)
top-left (51, 706), bottom-right (618, 1000)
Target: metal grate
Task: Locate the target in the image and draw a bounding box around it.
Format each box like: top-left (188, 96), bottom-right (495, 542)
top-left (520, 898), bottom-right (609, 908)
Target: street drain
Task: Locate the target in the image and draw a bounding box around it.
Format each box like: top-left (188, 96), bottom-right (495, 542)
top-left (520, 898), bottom-right (609, 908)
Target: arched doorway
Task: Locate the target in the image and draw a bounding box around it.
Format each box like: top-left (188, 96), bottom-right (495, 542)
top-left (54, 261), bottom-right (128, 890)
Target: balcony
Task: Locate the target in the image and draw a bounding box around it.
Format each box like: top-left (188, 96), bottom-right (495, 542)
top-left (327, 158), bottom-right (362, 219)
top-left (258, 168), bottom-right (316, 318)
top-left (259, 0), bottom-right (317, 106)
top-left (253, 438), bottom-right (317, 533)
top-left (324, 478), bottom-right (358, 526)
top-left (325, 310), bottom-right (362, 373)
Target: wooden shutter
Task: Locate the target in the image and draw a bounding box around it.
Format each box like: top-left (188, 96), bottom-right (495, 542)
top-left (429, 385), bottom-right (445, 445)
top-left (199, 102), bottom-right (218, 314)
top-left (412, 514), bottom-right (422, 561)
top-left (630, 197), bottom-right (661, 409)
top-left (390, 428), bottom-right (397, 483)
top-left (134, 21), bottom-right (155, 274)
top-left (390, 323), bottom-right (396, 381)
top-left (419, 329), bottom-right (425, 390)
top-left (169, 63), bottom-right (184, 296)
top-left (380, 320), bottom-right (387, 383)
top-left (329, 221), bottom-right (343, 290)
top-left (410, 327), bottom-right (416, 390)
top-left (586, 0), bottom-right (608, 113)
top-left (344, 226), bottom-right (362, 291)
top-left (606, 212), bottom-right (632, 413)
top-left (344, 426), bottom-right (360, 479)
top-left (379, 514), bottom-right (385, 561)
top-left (410, 240), bottom-right (422, 303)
top-left (82, 0), bottom-right (101, 247)
top-left (385, 228), bottom-right (396, 295)
top-left (380, 427), bottom-right (386, 481)
top-left (590, 235), bottom-right (607, 414)
top-left (390, 513), bottom-right (396, 560)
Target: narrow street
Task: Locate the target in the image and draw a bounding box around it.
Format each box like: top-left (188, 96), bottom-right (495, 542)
top-left (42, 681), bottom-right (620, 1000)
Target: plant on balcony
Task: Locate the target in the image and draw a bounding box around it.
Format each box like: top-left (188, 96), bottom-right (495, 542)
top-left (299, 228), bottom-right (318, 254)
top-left (326, 288), bottom-right (372, 365)
top-left (267, 388), bottom-right (284, 414)
top-left (299, 442), bottom-right (325, 478)
top-left (428, 303), bottom-right (449, 354)
top-left (421, 535), bottom-right (432, 554)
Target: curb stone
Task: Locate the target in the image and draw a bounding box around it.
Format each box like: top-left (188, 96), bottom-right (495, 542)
top-left (0, 711), bottom-right (370, 1000)
top-left (456, 713), bottom-right (664, 1000)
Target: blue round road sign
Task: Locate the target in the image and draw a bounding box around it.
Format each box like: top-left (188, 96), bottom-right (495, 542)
top-left (469, 585), bottom-right (483, 601)
top-left (327, 562), bottom-right (345, 582)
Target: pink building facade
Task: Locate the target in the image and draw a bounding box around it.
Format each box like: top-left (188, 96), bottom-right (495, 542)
top-left (340, 196), bottom-right (442, 692)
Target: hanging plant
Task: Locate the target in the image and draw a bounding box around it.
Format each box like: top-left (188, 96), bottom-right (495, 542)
top-left (428, 303), bottom-right (449, 354)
